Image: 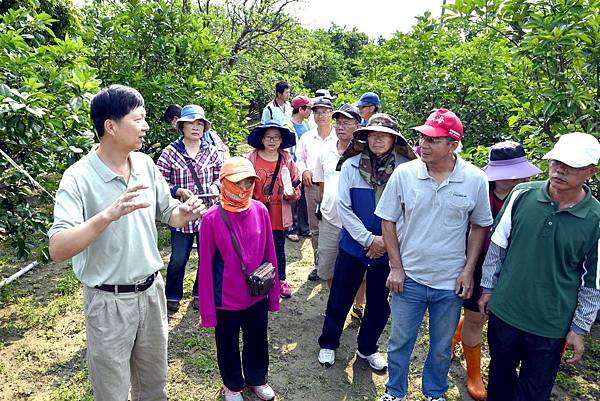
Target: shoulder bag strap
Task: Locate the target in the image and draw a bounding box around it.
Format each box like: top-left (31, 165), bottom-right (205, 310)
top-left (218, 205), bottom-right (248, 276)
top-left (185, 158), bottom-right (204, 193)
top-left (265, 152), bottom-right (283, 205)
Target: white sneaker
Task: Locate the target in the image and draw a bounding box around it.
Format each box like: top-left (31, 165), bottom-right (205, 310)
top-left (250, 384), bottom-right (275, 401)
top-left (425, 397), bottom-right (446, 401)
top-left (221, 386), bottom-right (244, 401)
top-left (356, 350), bottom-right (388, 372)
top-left (318, 348), bottom-right (335, 367)
top-left (379, 393), bottom-right (406, 401)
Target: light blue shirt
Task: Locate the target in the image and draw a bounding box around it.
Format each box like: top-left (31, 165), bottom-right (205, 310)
top-left (375, 157), bottom-right (493, 289)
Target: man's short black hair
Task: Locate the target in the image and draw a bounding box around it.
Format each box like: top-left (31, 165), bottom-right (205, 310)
top-left (163, 104), bottom-right (182, 124)
top-left (90, 85), bottom-right (145, 138)
top-left (275, 81), bottom-right (289, 96)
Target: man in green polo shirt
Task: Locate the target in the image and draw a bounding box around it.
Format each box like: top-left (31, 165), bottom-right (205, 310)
top-left (48, 85), bottom-right (206, 401)
top-left (479, 132), bottom-right (600, 401)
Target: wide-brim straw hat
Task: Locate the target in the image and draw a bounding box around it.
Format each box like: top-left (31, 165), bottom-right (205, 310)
top-left (344, 113), bottom-right (417, 162)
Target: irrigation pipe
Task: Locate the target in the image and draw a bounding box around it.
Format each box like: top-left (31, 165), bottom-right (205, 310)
top-left (0, 261), bottom-right (39, 288)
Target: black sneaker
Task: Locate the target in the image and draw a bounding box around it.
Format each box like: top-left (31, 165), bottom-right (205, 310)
top-left (166, 300), bottom-right (180, 312)
top-left (192, 298), bottom-right (199, 310)
top-left (308, 268), bottom-right (320, 281)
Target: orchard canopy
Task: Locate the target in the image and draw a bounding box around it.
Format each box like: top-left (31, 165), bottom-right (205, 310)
top-left (0, 0), bottom-right (599, 259)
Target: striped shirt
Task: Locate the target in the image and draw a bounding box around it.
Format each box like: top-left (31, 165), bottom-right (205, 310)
top-left (156, 138), bottom-right (222, 233)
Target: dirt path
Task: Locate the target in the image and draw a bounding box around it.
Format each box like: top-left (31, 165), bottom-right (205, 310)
top-left (1, 237), bottom-right (599, 400)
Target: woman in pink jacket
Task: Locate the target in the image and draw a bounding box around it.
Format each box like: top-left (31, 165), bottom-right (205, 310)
top-left (198, 157), bottom-right (280, 401)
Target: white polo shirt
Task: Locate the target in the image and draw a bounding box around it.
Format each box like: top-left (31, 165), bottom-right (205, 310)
top-left (313, 141), bottom-right (344, 228)
top-left (296, 126), bottom-right (337, 175)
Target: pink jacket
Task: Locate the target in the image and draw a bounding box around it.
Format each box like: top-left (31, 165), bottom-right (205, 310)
top-left (246, 149), bottom-right (301, 229)
top-left (198, 201), bottom-right (280, 328)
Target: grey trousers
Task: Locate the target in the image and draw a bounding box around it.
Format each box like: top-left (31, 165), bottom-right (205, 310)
top-left (304, 184), bottom-right (322, 265)
top-left (83, 273), bottom-right (168, 401)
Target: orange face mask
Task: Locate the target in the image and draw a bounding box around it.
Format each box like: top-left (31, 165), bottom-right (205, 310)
top-left (220, 178), bottom-right (254, 212)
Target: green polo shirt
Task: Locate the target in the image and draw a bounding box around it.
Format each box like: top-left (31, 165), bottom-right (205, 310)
top-left (49, 150), bottom-right (179, 287)
top-left (488, 181), bottom-right (600, 339)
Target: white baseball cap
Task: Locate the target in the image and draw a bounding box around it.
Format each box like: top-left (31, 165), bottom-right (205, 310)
top-left (542, 132), bottom-right (600, 168)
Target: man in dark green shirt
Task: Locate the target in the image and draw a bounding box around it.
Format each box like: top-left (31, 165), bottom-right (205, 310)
top-left (479, 132), bottom-right (600, 401)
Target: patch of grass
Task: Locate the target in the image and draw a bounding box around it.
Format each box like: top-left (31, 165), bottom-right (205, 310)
top-left (0, 283), bottom-right (17, 306)
top-left (556, 371), bottom-right (584, 397)
top-left (157, 224), bottom-right (171, 249)
top-left (51, 369), bottom-right (93, 401)
top-left (174, 333), bottom-right (218, 375)
top-left (52, 266), bottom-right (80, 296)
top-left (13, 288), bottom-right (81, 332)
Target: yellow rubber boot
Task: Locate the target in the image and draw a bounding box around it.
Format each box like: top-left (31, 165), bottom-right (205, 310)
top-left (451, 317), bottom-right (464, 360)
top-left (462, 343), bottom-right (487, 401)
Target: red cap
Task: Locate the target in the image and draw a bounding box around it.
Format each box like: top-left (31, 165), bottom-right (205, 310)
top-left (411, 108), bottom-right (464, 141)
top-left (291, 95), bottom-right (313, 109)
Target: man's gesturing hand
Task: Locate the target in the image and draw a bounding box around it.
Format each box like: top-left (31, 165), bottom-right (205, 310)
top-left (178, 195), bottom-right (207, 220)
top-left (104, 184), bottom-right (150, 222)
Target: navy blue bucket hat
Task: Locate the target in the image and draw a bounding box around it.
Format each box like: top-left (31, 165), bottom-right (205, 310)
top-left (248, 120), bottom-right (296, 150)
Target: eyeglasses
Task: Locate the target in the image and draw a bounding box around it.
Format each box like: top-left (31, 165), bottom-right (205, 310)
top-left (313, 110), bottom-right (332, 116)
top-left (418, 134), bottom-right (453, 145)
top-left (548, 159), bottom-right (590, 175)
top-left (263, 135), bottom-right (282, 142)
top-left (367, 133), bottom-right (393, 142)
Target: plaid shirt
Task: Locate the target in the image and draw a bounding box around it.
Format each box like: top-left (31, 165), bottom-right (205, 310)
top-left (156, 138), bottom-right (222, 233)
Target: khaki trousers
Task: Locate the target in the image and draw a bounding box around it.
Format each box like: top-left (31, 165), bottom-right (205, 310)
top-left (304, 184), bottom-right (322, 265)
top-left (83, 274), bottom-right (168, 401)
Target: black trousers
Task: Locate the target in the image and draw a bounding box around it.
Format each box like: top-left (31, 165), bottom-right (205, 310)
top-left (319, 248), bottom-right (390, 355)
top-left (487, 313), bottom-right (564, 401)
top-left (215, 298), bottom-right (269, 391)
top-left (288, 184), bottom-right (309, 235)
top-left (272, 230), bottom-right (286, 280)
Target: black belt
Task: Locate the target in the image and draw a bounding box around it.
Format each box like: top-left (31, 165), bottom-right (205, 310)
top-left (95, 272), bottom-right (158, 294)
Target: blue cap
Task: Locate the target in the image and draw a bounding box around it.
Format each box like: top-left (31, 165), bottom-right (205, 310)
top-left (177, 104), bottom-right (211, 131)
top-left (357, 92), bottom-right (380, 107)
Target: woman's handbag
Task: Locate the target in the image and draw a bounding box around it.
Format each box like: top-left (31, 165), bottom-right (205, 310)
top-left (218, 205), bottom-right (275, 296)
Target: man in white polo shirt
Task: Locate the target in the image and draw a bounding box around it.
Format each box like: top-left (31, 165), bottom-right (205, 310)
top-left (313, 104), bottom-right (361, 285)
top-left (48, 85), bottom-right (206, 401)
top-left (375, 109), bottom-right (493, 401)
top-left (296, 97), bottom-right (337, 280)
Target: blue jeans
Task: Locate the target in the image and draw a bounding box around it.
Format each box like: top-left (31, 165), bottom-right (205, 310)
top-left (164, 230), bottom-right (198, 302)
top-left (385, 277), bottom-right (462, 399)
